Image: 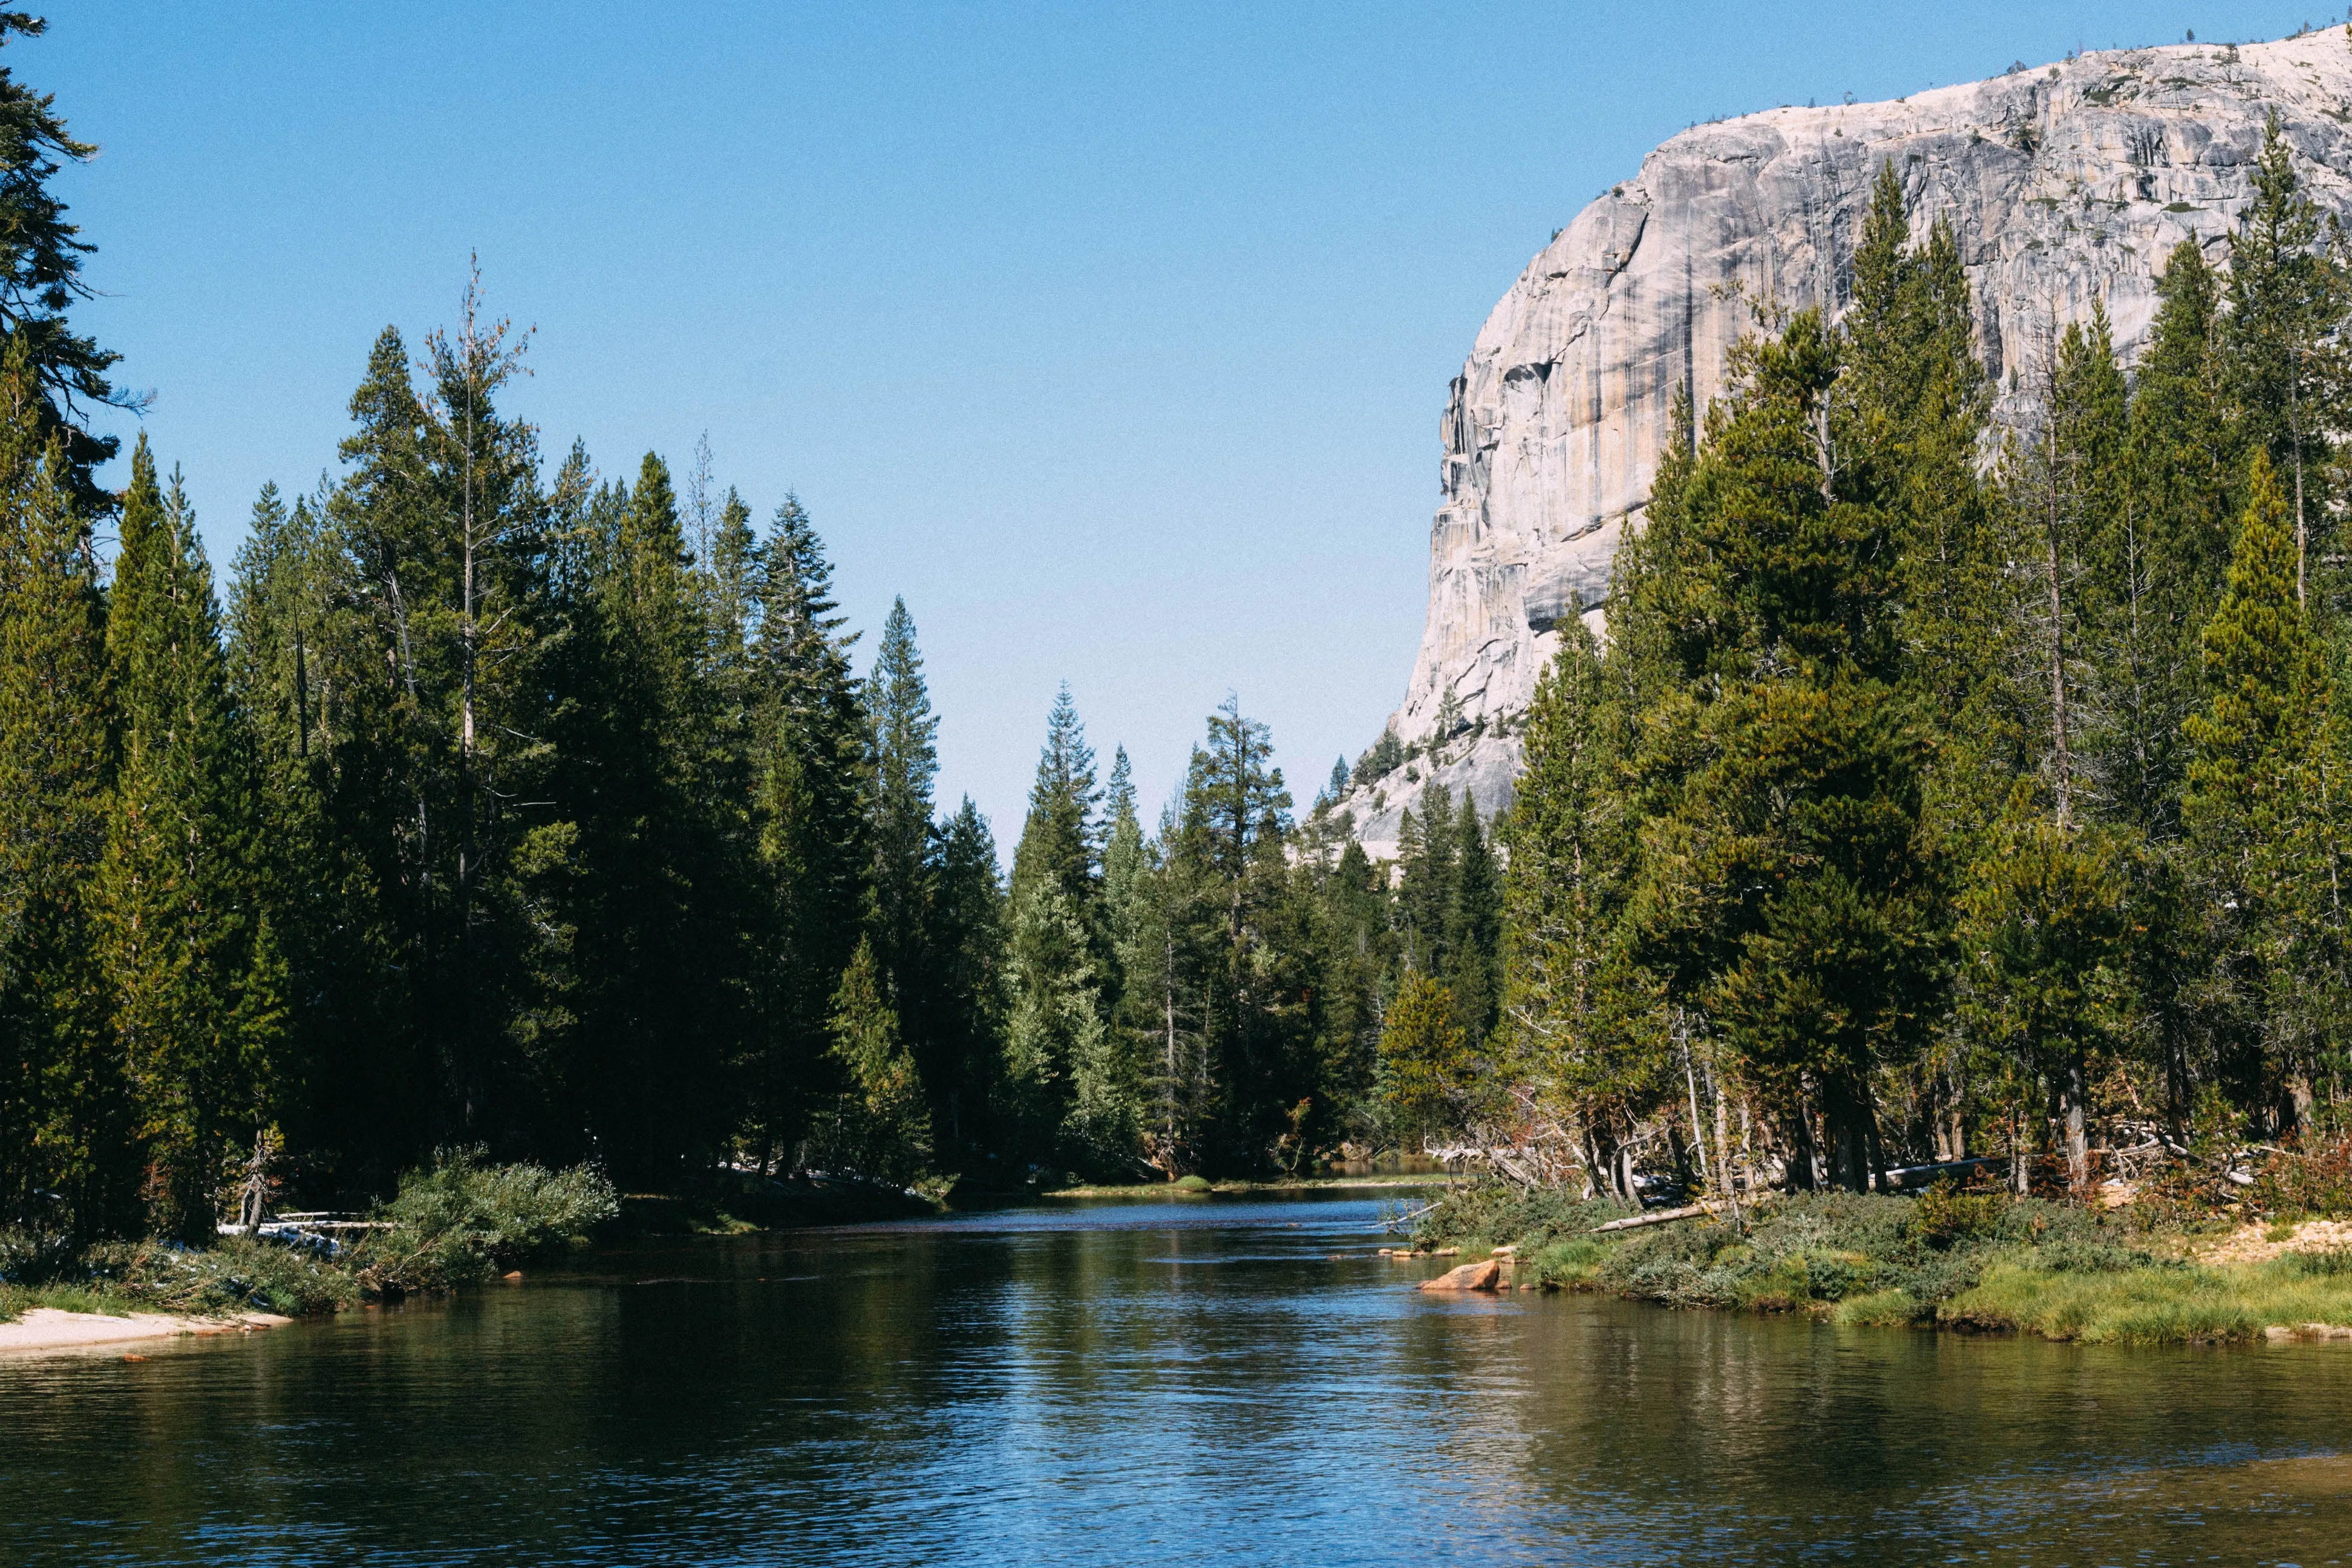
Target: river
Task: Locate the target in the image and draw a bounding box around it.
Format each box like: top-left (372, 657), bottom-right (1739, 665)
top-left (4, 1192), bottom-right (2349, 1565)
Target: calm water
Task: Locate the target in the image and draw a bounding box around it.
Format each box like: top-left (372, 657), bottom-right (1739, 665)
top-left (5, 1194), bottom-right (2352, 1566)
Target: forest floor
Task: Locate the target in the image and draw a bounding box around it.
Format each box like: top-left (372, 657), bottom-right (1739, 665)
top-left (1408, 1182), bottom-right (2352, 1345)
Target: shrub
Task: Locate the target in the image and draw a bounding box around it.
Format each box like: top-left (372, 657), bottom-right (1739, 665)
top-left (2255, 1135), bottom-right (2352, 1220)
top-left (355, 1148), bottom-right (617, 1291)
top-left (1904, 1180), bottom-right (2008, 1249)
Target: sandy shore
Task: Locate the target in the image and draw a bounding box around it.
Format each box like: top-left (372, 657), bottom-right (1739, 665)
top-left (0, 1306), bottom-right (292, 1355)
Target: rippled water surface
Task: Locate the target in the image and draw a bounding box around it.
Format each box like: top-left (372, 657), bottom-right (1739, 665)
top-left (5, 1192), bottom-right (2352, 1565)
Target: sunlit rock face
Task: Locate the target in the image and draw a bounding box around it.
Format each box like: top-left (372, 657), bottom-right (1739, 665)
top-left (1338, 33), bottom-right (2352, 862)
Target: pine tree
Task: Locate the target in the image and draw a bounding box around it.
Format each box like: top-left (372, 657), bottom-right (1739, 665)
top-left (0, 341), bottom-right (126, 1231)
top-left (1500, 621), bottom-right (1668, 1197)
top-left (1960, 788), bottom-right (2132, 1192)
top-left (2184, 453), bottom-right (2336, 1129)
top-left (1168, 696), bottom-right (1297, 1165)
top-left (868, 597), bottom-right (938, 1017)
top-left (927, 797), bottom-right (1005, 1161)
top-left (226, 476), bottom-right (411, 1181)
top-left (0, 16), bottom-right (134, 507)
top-left (2225, 112), bottom-right (2349, 607)
top-left (812, 936), bottom-right (932, 1188)
top-left (1394, 782), bottom-right (1455, 976)
top-left (1443, 796), bottom-right (1500, 1048)
top-left (746, 492), bottom-right (869, 1166)
top-left (1377, 972), bottom-right (1470, 1149)
top-left (2118, 241), bottom-right (2237, 840)
top-left (1636, 310), bottom-right (1937, 1192)
top-left (94, 443), bottom-right (283, 1237)
top-left (1010, 682), bottom-right (1099, 915)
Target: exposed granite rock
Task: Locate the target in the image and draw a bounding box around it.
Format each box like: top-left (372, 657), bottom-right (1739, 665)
top-left (1339, 33), bottom-right (2352, 861)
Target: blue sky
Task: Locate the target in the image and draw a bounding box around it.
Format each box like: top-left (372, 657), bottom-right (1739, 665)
top-left (30, 1), bottom-right (2324, 843)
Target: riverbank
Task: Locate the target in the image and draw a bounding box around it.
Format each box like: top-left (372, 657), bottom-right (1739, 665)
top-left (1410, 1183), bottom-right (2352, 1345)
top-left (0, 1306), bottom-right (293, 1355)
top-left (1, 1149), bottom-right (618, 1351)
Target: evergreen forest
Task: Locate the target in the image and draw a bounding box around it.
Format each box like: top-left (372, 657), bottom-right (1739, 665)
top-left (0, 20), bottom-right (1496, 1235)
top-left (8, 19), bottom-right (2352, 1241)
top-left (1485, 132), bottom-right (2352, 1201)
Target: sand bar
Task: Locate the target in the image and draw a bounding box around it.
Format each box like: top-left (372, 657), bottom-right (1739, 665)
top-left (0, 1307), bottom-right (292, 1355)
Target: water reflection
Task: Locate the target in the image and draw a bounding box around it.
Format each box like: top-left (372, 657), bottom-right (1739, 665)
top-left (3, 1194), bottom-right (2348, 1565)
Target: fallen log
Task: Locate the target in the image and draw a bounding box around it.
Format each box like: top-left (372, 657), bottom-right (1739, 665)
top-left (1875, 1156), bottom-right (2007, 1192)
top-left (1591, 1200), bottom-right (1737, 1233)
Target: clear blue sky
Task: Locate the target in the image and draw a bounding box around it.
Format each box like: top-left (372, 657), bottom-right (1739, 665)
top-left (30, 1), bottom-right (2319, 843)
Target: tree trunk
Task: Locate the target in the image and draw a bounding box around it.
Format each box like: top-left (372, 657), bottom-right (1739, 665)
top-left (2059, 1047), bottom-right (2090, 1195)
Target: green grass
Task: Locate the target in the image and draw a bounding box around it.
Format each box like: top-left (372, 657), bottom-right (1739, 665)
top-left (1410, 1183), bottom-right (2352, 1344)
top-left (1939, 1255), bottom-right (2352, 1344)
top-left (0, 1280), bottom-right (140, 1322)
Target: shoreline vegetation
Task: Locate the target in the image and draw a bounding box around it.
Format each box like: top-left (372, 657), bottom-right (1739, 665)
top-left (1408, 1157), bottom-right (2352, 1345)
top-left (0, 1151), bottom-right (618, 1348)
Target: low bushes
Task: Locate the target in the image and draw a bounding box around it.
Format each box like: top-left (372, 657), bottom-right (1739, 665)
top-left (0, 1149), bottom-right (615, 1323)
top-left (349, 1148), bottom-right (619, 1294)
top-left (1413, 1177), bottom-right (2352, 1343)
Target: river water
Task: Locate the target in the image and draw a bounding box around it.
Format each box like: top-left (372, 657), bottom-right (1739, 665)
top-left (4, 1192), bottom-right (2351, 1566)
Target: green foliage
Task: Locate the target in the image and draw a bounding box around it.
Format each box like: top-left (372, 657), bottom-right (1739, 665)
top-left (1378, 972), bottom-right (1471, 1142)
top-left (0, 337), bottom-right (127, 1235)
top-left (94, 438), bottom-right (283, 1240)
top-left (806, 939), bottom-right (934, 1191)
top-left (0, 15), bottom-right (131, 506)
top-left (1902, 1179), bottom-right (2010, 1249)
top-left (364, 1147), bottom-right (618, 1287)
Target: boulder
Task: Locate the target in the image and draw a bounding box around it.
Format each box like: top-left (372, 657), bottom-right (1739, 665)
top-left (1419, 1258), bottom-right (1503, 1292)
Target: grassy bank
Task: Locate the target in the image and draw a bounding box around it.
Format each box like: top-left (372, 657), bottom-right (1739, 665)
top-left (1, 1150), bottom-right (616, 1325)
top-left (1411, 1183), bottom-right (2352, 1345)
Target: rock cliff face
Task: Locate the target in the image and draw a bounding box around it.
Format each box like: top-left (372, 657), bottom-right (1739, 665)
top-left (1340, 33), bottom-right (2352, 860)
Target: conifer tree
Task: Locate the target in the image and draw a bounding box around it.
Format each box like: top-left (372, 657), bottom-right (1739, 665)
top-left (1443, 797), bottom-right (1500, 1049)
top-left (927, 798), bottom-right (1006, 1158)
top-left (0, 341), bottom-right (125, 1230)
top-left (1010, 683), bottom-right (1099, 915)
top-left (2225, 112), bottom-right (2348, 606)
top-left (2184, 454), bottom-right (2338, 1128)
top-left (1501, 621), bottom-right (1668, 1197)
top-left (1960, 788), bottom-right (2132, 1192)
top-left (226, 476), bottom-right (411, 1178)
top-left (868, 597), bottom-right (938, 1016)
top-left (2118, 241), bottom-right (2237, 839)
top-left (1393, 782), bottom-right (1456, 976)
top-left (812, 936), bottom-right (931, 1188)
top-left (0, 16), bottom-right (134, 506)
top-left (541, 454), bottom-right (748, 1181)
top-left (1636, 310), bottom-right (1938, 1192)
top-left (94, 443), bottom-right (284, 1236)
top-left (746, 493), bottom-right (869, 1165)
top-left (1377, 972), bottom-right (1471, 1149)
top-left (1166, 696), bottom-right (1296, 1164)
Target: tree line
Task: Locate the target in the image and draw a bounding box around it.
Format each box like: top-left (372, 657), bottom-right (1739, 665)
top-left (1448, 125), bottom-right (2352, 1199)
top-left (0, 21), bottom-right (1513, 1235)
